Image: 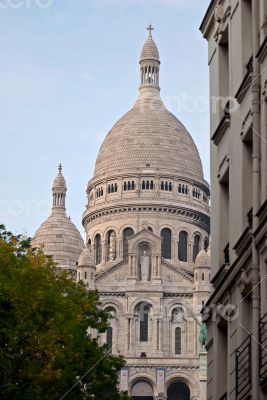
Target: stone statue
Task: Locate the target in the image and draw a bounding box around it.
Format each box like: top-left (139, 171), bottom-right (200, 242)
top-left (199, 322), bottom-right (207, 351)
top-left (140, 250), bottom-right (150, 281)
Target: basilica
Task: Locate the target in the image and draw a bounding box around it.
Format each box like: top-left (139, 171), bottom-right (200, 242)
top-left (32, 26), bottom-right (211, 400)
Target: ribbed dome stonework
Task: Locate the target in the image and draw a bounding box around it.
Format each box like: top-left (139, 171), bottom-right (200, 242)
top-left (32, 213), bottom-right (84, 270)
top-left (140, 37), bottom-right (160, 61)
top-left (32, 165), bottom-right (84, 271)
top-left (94, 92), bottom-right (203, 180)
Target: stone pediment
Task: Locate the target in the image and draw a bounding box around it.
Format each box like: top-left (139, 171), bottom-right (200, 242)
top-left (128, 228), bottom-right (162, 254)
top-left (95, 256), bottom-right (193, 289)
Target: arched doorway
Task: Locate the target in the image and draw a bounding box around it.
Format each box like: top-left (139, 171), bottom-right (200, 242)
top-left (131, 379), bottom-right (154, 400)
top-left (167, 381), bottom-right (190, 400)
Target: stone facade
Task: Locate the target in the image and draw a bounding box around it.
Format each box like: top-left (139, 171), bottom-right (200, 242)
top-left (81, 28), bottom-right (211, 400)
top-left (200, 1), bottom-right (267, 399)
top-left (33, 27), bottom-right (211, 400)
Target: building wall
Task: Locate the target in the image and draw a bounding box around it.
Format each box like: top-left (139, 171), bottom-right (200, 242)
top-left (200, 0), bottom-right (267, 398)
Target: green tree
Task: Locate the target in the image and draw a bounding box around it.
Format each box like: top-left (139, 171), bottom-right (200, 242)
top-left (0, 225), bottom-right (129, 400)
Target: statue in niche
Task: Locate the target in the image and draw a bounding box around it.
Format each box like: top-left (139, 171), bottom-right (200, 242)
top-left (140, 250), bottom-right (150, 281)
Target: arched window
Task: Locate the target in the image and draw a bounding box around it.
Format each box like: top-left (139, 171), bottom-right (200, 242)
top-left (139, 303), bottom-right (150, 342)
top-left (94, 234), bottom-right (102, 264)
top-left (150, 181), bottom-right (154, 190)
top-left (204, 236), bottom-right (209, 251)
top-left (193, 234), bottom-right (201, 262)
top-left (167, 381), bottom-right (190, 400)
top-left (175, 327), bottom-right (181, 354)
top-left (123, 227), bottom-right (134, 258)
top-left (106, 326), bottom-right (113, 352)
top-left (131, 380), bottom-right (154, 398)
top-left (178, 231), bottom-right (188, 262)
top-left (142, 180), bottom-right (146, 190)
top-left (106, 230), bottom-right (116, 260)
top-left (161, 228), bottom-right (172, 259)
top-left (131, 181), bottom-right (135, 190)
top-left (114, 183), bottom-right (117, 192)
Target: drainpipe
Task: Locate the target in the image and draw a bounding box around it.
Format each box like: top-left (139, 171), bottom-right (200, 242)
top-left (251, 0), bottom-right (261, 398)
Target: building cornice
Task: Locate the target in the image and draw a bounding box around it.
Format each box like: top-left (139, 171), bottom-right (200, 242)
top-left (234, 57), bottom-right (253, 103)
top-left (83, 204), bottom-right (210, 233)
top-left (199, 0), bottom-right (217, 37)
top-left (211, 111), bottom-right (230, 145)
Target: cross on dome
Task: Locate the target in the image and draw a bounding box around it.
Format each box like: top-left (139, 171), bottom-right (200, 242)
top-left (147, 22), bottom-right (154, 38)
top-left (58, 163), bottom-right (62, 173)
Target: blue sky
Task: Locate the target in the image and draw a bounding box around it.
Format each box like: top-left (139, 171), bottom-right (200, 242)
top-left (1, 0), bottom-right (211, 239)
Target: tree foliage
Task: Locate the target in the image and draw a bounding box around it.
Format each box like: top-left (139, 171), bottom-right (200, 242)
top-left (0, 225), bottom-right (129, 400)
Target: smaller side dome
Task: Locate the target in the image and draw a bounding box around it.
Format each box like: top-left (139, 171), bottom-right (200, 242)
top-left (195, 248), bottom-right (210, 268)
top-left (78, 246), bottom-right (96, 268)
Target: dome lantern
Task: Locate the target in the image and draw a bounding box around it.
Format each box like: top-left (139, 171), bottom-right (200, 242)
top-left (52, 163), bottom-right (67, 212)
top-left (139, 23), bottom-right (160, 91)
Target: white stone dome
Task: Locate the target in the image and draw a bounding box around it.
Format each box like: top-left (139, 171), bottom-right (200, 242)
top-left (140, 36), bottom-right (160, 61)
top-left (195, 248), bottom-right (210, 268)
top-left (32, 165), bottom-right (84, 271)
top-left (94, 92), bottom-right (204, 180)
top-left (78, 246), bottom-right (96, 267)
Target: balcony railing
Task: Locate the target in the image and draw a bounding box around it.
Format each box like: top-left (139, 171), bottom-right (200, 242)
top-left (260, 314), bottom-right (267, 380)
top-left (235, 335), bottom-right (252, 400)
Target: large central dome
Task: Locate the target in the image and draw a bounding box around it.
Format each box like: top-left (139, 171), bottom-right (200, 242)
top-left (94, 93), bottom-right (203, 180)
top-left (94, 30), bottom-right (204, 181)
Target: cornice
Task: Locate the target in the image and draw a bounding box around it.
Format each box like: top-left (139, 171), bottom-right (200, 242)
top-left (83, 204), bottom-right (210, 233)
top-left (211, 111), bottom-right (230, 145)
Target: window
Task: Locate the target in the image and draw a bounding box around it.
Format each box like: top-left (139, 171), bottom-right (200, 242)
top-left (140, 304), bottom-right (150, 342)
top-left (94, 234), bottom-right (102, 264)
top-left (175, 327), bottom-right (181, 354)
top-left (161, 181), bottom-right (172, 191)
top-left (178, 183), bottom-right (188, 194)
top-left (123, 181), bottom-right (134, 191)
top-left (106, 230), bottom-right (116, 260)
top-left (193, 234), bottom-right (201, 262)
top-left (204, 237), bottom-right (209, 251)
top-left (141, 180), bottom-right (154, 190)
top-left (106, 327), bottom-right (113, 352)
top-left (178, 231), bottom-right (188, 262)
top-left (193, 188), bottom-right (201, 199)
top-left (202, 273), bottom-right (205, 281)
top-left (84, 271), bottom-right (87, 279)
top-left (161, 228), bottom-right (172, 259)
top-left (123, 227), bottom-right (134, 258)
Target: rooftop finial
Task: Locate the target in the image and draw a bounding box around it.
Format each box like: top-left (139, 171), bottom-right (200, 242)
top-left (147, 22), bottom-right (154, 38)
top-left (58, 163), bottom-right (62, 173)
